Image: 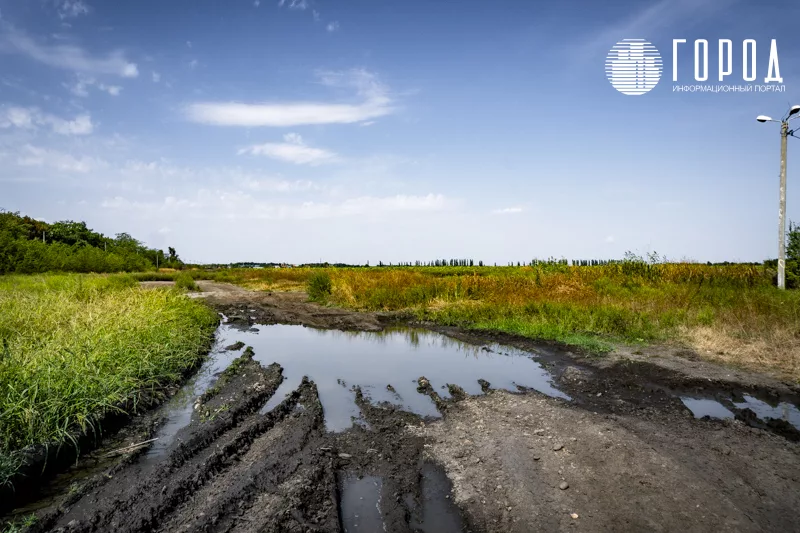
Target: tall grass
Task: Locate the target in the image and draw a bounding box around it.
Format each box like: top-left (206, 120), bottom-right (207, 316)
top-left (212, 264), bottom-right (799, 380)
top-left (0, 274), bottom-right (218, 484)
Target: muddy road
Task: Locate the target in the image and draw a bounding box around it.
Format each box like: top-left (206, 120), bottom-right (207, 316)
top-left (11, 282), bottom-right (800, 532)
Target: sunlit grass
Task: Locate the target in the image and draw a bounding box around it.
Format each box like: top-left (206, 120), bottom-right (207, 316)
top-left (211, 264), bottom-right (799, 380)
top-left (0, 273), bottom-right (218, 485)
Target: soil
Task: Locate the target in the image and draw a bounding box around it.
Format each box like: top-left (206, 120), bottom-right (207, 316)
top-left (8, 281), bottom-right (800, 532)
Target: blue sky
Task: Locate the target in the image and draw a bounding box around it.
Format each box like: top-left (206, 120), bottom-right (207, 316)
top-left (1, 0), bottom-right (799, 264)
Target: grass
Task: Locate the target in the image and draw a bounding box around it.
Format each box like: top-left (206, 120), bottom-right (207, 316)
top-left (208, 264), bottom-right (799, 381)
top-left (0, 273), bottom-right (218, 487)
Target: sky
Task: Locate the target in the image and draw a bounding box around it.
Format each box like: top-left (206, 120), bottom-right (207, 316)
top-left (1, 0), bottom-right (799, 264)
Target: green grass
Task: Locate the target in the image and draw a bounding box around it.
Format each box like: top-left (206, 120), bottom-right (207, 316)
top-left (0, 273), bottom-right (218, 486)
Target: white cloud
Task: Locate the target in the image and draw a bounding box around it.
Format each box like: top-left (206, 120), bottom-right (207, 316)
top-left (312, 10), bottom-right (321, 21)
top-left (189, 59), bottom-right (198, 69)
top-left (254, 0), bottom-right (261, 6)
top-left (186, 40), bottom-right (192, 48)
top-left (492, 207), bottom-right (523, 214)
top-left (326, 21), bottom-right (339, 32)
top-left (239, 133), bottom-right (337, 165)
top-left (0, 106), bottom-right (94, 135)
top-left (101, 84), bottom-right (121, 96)
top-left (152, 71), bottom-right (161, 83)
top-left (56, 0), bottom-right (90, 19)
top-left (16, 144), bottom-right (104, 172)
top-left (102, 191), bottom-right (449, 220)
top-left (64, 76), bottom-right (122, 97)
top-left (278, 0), bottom-right (309, 9)
top-left (2, 28), bottom-right (138, 78)
top-left (185, 69), bottom-right (393, 127)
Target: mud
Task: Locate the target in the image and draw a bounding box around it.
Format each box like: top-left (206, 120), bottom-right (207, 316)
top-left (5, 281), bottom-right (800, 532)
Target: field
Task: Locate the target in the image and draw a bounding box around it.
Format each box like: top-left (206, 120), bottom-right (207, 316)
top-left (161, 263), bottom-right (800, 382)
top-left (0, 274), bottom-right (218, 488)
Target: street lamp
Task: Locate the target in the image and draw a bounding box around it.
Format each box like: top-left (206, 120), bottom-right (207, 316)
top-left (757, 104), bottom-right (800, 289)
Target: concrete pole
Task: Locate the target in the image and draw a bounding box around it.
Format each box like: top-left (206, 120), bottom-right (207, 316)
top-left (778, 122), bottom-right (788, 289)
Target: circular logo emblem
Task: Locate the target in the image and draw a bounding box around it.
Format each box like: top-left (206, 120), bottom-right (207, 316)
top-left (606, 39), bottom-right (662, 95)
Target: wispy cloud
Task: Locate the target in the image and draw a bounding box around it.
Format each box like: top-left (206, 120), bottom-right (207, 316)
top-left (239, 133), bottom-right (337, 165)
top-left (16, 144), bottom-right (104, 172)
top-left (151, 71), bottom-right (161, 83)
top-left (102, 192), bottom-right (449, 220)
top-left (278, 0), bottom-right (310, 10)
top-left (56, 0), bottom-right (90, 20)
top-left (64, 75), bottom-right (122, 97)
top-left (185, 69), bottom-right (393, 127)
top-left (492, 207), bottom-right (523, 215)
top-left (0, 106), bottom-right (94, 135)
top-left (326, 21), bottom-right (339, 32)
top-left (1, 27), bottom-right (138, 78)
top-left (575, 0), bottom-right (739, 60)
top-left (188, 59), bottom-right (198, 69)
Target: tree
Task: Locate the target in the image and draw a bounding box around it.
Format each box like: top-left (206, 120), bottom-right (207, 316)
top-left (788, 221), bottom-right (800, 262)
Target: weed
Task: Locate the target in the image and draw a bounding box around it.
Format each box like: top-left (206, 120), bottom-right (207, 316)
top-left (174, 272), bottom-right (199, 291)
top-left (307, 272), bottom-right (332, 302)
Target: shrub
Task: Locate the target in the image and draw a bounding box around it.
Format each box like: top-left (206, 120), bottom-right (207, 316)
top-left (307, 272), bottom-right (332, 302)
top-left (175, 272), bottom-right (199, 291)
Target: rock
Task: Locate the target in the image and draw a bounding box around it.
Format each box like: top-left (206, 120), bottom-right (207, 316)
top-left (478, 379), bottom-right (491, 393)
top-left (534, 429), bottom-right (545, 435)
top-left (559, 481), bottom-right (569, 490)
top-left (553, 443), bottom-right (564, 451)
top-left (338, 453), bottom-right (352, 459)
top-left (571, 513), bottom-right (579, 519)
top-left (533, 455), bottom-right (541, 461)
top-left (67, 520), bottom-right (80, 528)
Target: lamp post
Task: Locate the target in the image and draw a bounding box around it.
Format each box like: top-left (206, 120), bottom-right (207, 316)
top-left (757, 104), bottom-right (800, 289)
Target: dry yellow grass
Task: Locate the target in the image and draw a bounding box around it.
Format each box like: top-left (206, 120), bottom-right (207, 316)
top-left (685, 326), bottom-right (800, 381)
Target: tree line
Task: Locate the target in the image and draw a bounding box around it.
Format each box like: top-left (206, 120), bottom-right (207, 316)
top-left (0, 210), bottom-right (182, 275)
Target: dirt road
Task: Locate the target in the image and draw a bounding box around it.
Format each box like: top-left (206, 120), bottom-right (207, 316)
top-left (18, 282), bottom-right (800, 532)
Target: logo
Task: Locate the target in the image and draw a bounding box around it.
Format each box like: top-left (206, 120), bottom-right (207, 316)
top-left (605, 39), bottom-right (663, 95)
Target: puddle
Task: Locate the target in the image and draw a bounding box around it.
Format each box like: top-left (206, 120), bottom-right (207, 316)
top-left (139, 326), bottom-right (245, 463)
top-left (733, 395), bottom-right (800, 429)
top-left (410, 463), bottom-right (464, 533)
top-left (338, 475), bottom-right (385, 533)
top-left (680, 398), bottom-right (735, 420)
top-left (226, 324), bottom-right (569, 431)
top-left (681, 394), bottom-right (800, 432)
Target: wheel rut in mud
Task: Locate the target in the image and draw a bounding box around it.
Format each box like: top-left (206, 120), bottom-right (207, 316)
top-left (30, 346), bottom-right (463, 533)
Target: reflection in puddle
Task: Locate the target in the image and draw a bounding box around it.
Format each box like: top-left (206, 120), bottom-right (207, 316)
top-left (140, 326), bottom-right (244, 463)
top-left (681, 398), bottom-right (734, 420)
top-left (733, 395), bottom-right (800, 429)
top-left (339, 475), bottom-right (384, 533)
top-left (230, 325), bottom-right (569, 432)
top-left (411, 463), bottom-right (464, 533)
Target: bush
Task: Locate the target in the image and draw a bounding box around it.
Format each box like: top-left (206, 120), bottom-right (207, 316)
top-left (307, 272), bottom-right (332, 302)
top-left (175, 272), bottom-right (199, 291)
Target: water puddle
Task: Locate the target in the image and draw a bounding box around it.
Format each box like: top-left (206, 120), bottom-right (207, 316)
top-left (224, 324), bottom-right (569, 431)
top-left (681, 393), bottom-right (800, 432)
top-left (338, 475), bottom-right (385, 533)
top-left (680, 397), bottom-right (735, 420)
top-left (733, 395), bottom-right (800, 429)
top-left (410, 463), bottom-right (464, 533)
top-left (140, 325), bottom-right (245, 463)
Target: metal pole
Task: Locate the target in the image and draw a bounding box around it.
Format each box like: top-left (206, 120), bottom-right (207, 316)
top-left (778, 121), bottom-right (788, 289)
